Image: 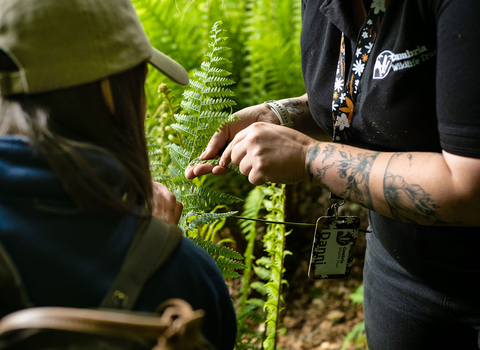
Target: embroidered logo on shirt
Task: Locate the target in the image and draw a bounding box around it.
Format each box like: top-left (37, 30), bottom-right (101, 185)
top-left (373, 46), bottom-right (436, 79)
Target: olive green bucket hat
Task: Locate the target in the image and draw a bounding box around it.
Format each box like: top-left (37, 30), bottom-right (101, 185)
top-left (0, 0), bottom-right (189, 97)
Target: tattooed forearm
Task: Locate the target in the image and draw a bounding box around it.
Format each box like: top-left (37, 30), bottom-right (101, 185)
top-left (316, 163), bottom-right (335, 180)
top-left (284, 99), bottom-right (305, 115)
top-left (321, 144), bottom-right (336, 163)
top-left (384, 153), bottom-right (443, 224)
top-left (336, 150), bottom-right (380, 209)
top-left (306, 142), bottom-right (322, 182)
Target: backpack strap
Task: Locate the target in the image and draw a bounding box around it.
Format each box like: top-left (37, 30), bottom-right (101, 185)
top-left (0, 241), bottom-right (31, 311)
top-left (100, 217), bottom-right (183, 310)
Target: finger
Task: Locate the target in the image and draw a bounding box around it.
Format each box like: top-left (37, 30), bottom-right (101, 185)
top-left (192, 163), bottom-right (216, 177)
top-left (185, 163), bottom-right (215, 180)
top-left (211, 166), bottom-right (230, 176)
top-left (173, 200), bottom-right (183, 225)
top-left (229, 137), bottom-right (249, 168)
top-left (219, 127), bottom-right (249, 167)
top-left (248, 170), bottom-right (266, 186)
top-left (238, 156), bottom-right (253, 179)
top-left (184, 165), bottom-right (197, 180)
top-left (200, 124), bottom-right (230, 160)
top-left (152, 182), bottom-right (177, 224)
top-left (236, 153), bottom-right (265, 186)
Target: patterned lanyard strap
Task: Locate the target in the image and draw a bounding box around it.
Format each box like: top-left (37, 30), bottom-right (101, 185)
top-left (332, 0), bottom-right (386, 142)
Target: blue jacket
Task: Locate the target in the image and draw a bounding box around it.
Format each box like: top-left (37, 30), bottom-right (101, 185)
top-left (0, 135), bottom-right (237, 349)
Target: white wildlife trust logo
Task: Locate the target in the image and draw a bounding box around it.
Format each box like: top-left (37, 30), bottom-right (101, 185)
top-left (373, 50), bottom-right (393, 79)
top-left (373, 46), bottom-right (435, 79)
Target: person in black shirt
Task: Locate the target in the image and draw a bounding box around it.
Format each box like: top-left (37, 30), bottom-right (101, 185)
top-left (187, 0), bottom-right (480, 349)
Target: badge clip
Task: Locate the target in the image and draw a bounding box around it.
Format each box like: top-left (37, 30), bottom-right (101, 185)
top-left (308, 196), bottom-right (360, 279)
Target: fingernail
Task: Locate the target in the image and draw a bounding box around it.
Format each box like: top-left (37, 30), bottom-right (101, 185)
top-left (199, 151), bottom-right (206, 159)
top-left (219, 159), bottom-right (225, 167)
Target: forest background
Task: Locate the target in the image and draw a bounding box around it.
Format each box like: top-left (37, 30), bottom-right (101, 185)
top-left (134, 0), bottom-right (368, 349)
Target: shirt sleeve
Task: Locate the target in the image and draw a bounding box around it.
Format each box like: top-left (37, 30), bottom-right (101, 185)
top-left (436, 0), bottom-right (480, 158)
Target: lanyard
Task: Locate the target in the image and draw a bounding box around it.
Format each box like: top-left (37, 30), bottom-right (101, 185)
top-left (332, 1), bottom-right (386, 142)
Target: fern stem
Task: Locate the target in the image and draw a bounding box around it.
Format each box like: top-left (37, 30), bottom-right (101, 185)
top-left (159, 84), bottom-right (184, 148)
top-left (238, 187), bottom-right (265, 314)
top-left (263, 184), bottom-right (288, 350)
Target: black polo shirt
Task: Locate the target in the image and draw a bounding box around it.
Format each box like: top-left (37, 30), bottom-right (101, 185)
top-left (301, 0), bottom-right (480, 296)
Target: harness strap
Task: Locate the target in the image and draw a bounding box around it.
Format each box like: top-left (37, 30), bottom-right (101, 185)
top-left (100, 217), bottom-right (183, 310)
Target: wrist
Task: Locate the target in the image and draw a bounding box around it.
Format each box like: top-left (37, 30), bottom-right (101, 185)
top-left (263, 100), bottom-right (294, 128)
top-left (304, 141), bottom-right (322, 183)
top-left (258, 103), bottom-right (281, 125)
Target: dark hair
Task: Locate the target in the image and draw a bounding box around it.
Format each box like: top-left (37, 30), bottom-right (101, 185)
top-left (0, 51), bottom-right (152, 215)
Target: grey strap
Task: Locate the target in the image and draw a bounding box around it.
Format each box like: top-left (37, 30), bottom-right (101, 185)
top-left (0, 241), bottom-right (30, 311)
top-left (100, 217), bottom-right (183, 310)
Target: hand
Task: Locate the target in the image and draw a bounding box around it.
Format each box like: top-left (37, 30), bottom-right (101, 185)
top-left (219, 122), bottom-right (315, 185)
top-left (152, 181), bottom-right (183, 225)
top-left (185, 104), bottom-right (279, 179)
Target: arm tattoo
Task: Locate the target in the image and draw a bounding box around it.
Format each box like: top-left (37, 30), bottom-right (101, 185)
top-left (309, 143), bottom-right (378, 209)
top-left (284, 98), bottom-right (304, 115)
top-left (384, 153), bottom-right (443, 224)
top-left (336, 150), bottom-right (380, 209)
top-left (306, 142), bottom-right (322, 182)
top-left (321, 144), bottom-right (336, 163)
top-left (317, 163), bottom-right (335, 179)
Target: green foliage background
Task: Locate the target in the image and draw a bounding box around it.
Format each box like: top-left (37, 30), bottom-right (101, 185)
top-left (133, 0), bottom-right (305, 115)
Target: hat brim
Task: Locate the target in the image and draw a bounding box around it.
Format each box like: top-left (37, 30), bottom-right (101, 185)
top-left (148, 47), bottom-right (189, 86)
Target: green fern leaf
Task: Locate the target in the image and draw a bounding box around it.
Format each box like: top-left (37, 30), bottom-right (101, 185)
top-left (202, 86), bottom-right (235, 98)
top-left (189, 237), bottom-right (246, 279)
top-left (188, 211), bottom-right (239, 230)
top-left (164, 144), bottom-right (190, 170)
top-left (205, 76), bottom-right (235, 86)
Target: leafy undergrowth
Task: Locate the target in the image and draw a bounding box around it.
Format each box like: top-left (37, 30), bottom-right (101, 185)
top-left (225, 181), bottom-right (368, 350)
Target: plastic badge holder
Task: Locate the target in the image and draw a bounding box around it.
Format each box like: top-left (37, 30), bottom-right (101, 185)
top-left (308, 215), bottom-right (360, 279)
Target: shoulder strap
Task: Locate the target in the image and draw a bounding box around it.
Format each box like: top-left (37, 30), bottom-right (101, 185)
top-left (0, 241), bottom-right (31, 311)
top-left (100, 217), bottom-right (183, 310)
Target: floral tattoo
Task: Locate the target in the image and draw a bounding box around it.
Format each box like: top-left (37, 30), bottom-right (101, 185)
top-left (336, 150), bottom-right (379, 209)
top-left (384, 153), bottom-right (443, 224)
top-left (284, 98), bottom-right (304, 115)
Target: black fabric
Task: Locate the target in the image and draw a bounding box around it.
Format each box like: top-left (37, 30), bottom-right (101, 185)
top-left (301, 0), bottom-right (480, 296)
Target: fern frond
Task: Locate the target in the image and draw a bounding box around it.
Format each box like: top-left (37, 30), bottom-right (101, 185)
top-left (188, 211), bottom-right (239, 230)
top-left (189, 158), bottom-right (241, 174)
top-left (250, 281), bottom-right (269, 296)
top-left (202, 86), bottom-right (235, 98)
top-left (211, 46), bottom-right (230, 55)
top-left (164, 144), bottom-right (190, 170)
top-left (172, 113), bottom-right (197, 127)
top-left (202, 97), bottom-right (237, 110)
top-left (170, 123), bottom-right (197, 139)
top-left (207, 67), bottom-right (232, 77)
top-left (179, 100), bottom-right (200, 114)
top-left (198, 110), bottom-right (237, 125)
top-left (167, 165), bottom-right (183, 181)
top-left (183, 185), bottom-right (242, 211)
top-left (189, 79), bottom-right (204, 92)
top-left (182, 90), bottom-right (202, 101)
top-left (210, 56), bottom-right (232, 65)
top-left (205, 76), bottom-right (235, 86)
top-left (189, 237), bottom-right (246, 279)
top-left (152, 174), bottom-right (171, 183)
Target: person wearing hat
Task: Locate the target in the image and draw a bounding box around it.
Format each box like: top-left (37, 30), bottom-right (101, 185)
top-left (0, 0), bottom-right (236, 348)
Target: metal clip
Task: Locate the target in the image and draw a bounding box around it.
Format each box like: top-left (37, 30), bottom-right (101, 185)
top-left (327, 193), bottom-right (345, 219)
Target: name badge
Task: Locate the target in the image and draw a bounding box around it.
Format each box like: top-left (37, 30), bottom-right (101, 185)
top-left (308, 216), bottom-right (360, 279)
